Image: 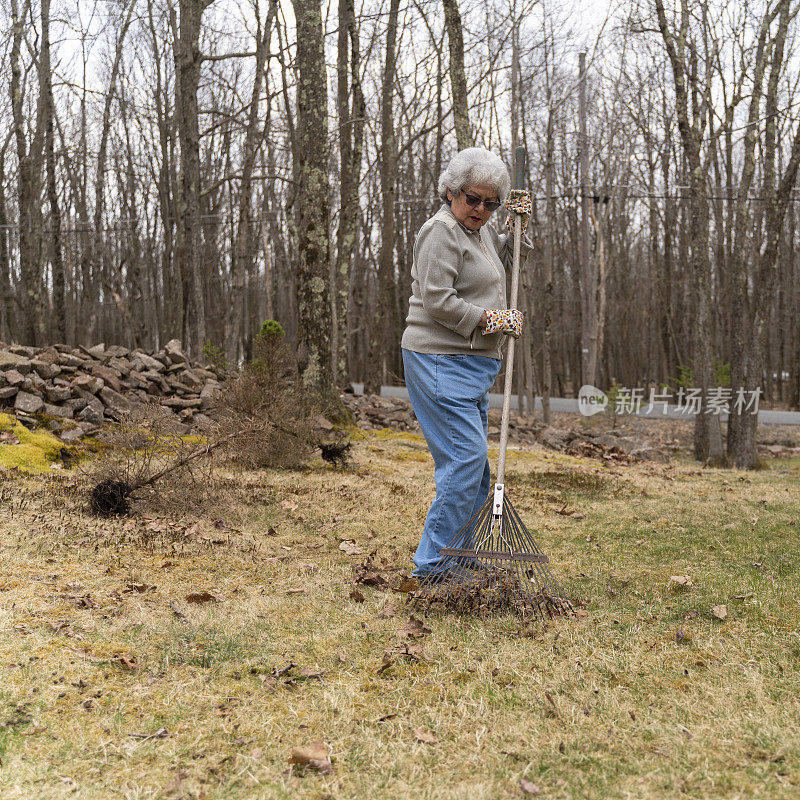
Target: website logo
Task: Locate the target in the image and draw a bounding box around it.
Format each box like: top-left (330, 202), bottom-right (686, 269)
top-left (578, 384), bottom-right (608, 416)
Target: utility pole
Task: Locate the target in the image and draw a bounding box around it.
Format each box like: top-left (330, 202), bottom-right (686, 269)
top-left (578, 51), bottom-right (595, 389)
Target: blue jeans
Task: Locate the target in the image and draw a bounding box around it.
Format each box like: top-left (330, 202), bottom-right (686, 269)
top-left (402, 349), bottom-right (502, 576)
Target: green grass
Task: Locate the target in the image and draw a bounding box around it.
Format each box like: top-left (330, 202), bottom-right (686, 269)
top-left (0, 430), bottom-right (798, 798)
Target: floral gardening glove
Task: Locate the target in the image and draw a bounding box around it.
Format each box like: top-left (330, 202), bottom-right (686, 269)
top-left (482, 308), bottom-right (524, 339)
top-left (504, 189), bottom-right (532, 235)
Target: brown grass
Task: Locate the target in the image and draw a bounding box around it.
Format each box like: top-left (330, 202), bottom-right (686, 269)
top-left (0, 431), bottom-right (799, 799)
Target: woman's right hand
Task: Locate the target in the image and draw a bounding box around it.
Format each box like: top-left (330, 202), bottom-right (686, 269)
top-left (482, 308), bottom-right (524, 339)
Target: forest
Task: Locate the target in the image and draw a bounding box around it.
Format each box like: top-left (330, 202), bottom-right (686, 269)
top-left (2, 0), bottom-right (800, 468)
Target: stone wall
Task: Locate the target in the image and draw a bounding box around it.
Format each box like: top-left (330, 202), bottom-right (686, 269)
top-left (0, 341), bottom-right (223, 443)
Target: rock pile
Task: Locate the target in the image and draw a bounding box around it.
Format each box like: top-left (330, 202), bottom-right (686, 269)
top-left (0, 340), bottom-right (223, 443)
top-left (341, 393), bottom-right (421, 433)
top-left (341, 392), bottom-right (668, 462)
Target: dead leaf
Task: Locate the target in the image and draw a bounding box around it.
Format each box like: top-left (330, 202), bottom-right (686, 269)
top-left (288, 740), bottom-right (333, 774)
top-left (339, 540), bottom-right (365, 556)
top-left (711, 604), bottom-right (727, 621)
top-left (286, 588), bottom-right (307, 595)
top-left (413, 728), bottom-right (438, 745)
top-left (188, 523), bottom-right (211, 541)
top-left (669, 575), bottom-right (692, 589)
top-left (116, 653), bottom-right (138, 670)
top-left (519, 778), bottom-right (541, 795)
top-left (356, 570), bottom-right (385, 587)
top-left (125, 582), bottom-right (151, 593)
top-left (570, 512), bottom-right (586, 520)
top-left (297, 563), bottom-right (319, 575)
top-left (396, 642), bottom-right (427, 661)
top-left (399, 615), bottom-right (431, 639)
top-left (164, 770), bottom-right (188, 795)
top-left (377, 604), bottom-right (398, 618)
top-left (272, 661), bottom-right (296, 678)
top-left (376, 713), bottom-right (398, 723)
top-left (296, 667), bottom-right (325, 680)
top-left (377, 652), bottom-right (395, 675)
top-left (281, 499), bottom-right (299, 512)
top-left (185, 591), bottom-right (219, 604)
top-left (393, 577), bottom-right (420, 594)
top-left (353, 552), bottom-right (388, 587)
top-left (60, 592), bottom-right (95, 609)
top-left (349, 587), bottom-right (365, 603)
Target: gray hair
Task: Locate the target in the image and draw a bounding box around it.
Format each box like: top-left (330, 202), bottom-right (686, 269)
top-left (437, 147), bottom-right (511, 203)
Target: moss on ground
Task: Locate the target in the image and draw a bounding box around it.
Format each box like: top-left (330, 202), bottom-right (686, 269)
top-left (0, 413), bottom-right (75, 473)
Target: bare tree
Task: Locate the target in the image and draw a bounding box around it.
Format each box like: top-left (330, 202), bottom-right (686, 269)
top-left (653, 0), bottom-right (726, 464)
top-left (364, 0), bottom-right (401, 395)
top-left (443, 0), bottom-right (473, 149)
top-left (291, 0), bottom-right (336, 400)
top-left (334, 0), bottom-right (365, 384)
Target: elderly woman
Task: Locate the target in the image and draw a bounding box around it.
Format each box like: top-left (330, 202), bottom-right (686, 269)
top-left (401, 147), bottom-right (528, 579)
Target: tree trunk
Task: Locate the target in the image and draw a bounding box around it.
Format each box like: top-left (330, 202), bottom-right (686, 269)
top-left (291, 0), bottom-right (336, 401)
top-left (655, 0), bottom-right (724, 465)
top-left (578, 52), bottom-right (598, 388)
top-left (542, 106), bottom-right (555, 423)
top-left (41, 0), bottom-right (65, 342)
top-left (227, 2), bottom-right (275, 366)
top-left (176, 0), bottom-right (212, 356)
top-left (364, 0), bottom-right (400, 396)
top-left (442, 0), bottom-right (472, 150)
top-left (0, 153), bottom-right (12, 341)
top-left (11, 0), bottom-right (44, 346)
top-left (726, 3), bottom-right (777, 468)
top-left (335, 0), bottom-right (364, 386)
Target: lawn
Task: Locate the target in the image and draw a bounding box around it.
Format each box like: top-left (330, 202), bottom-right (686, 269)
top-left (1, 428), bottom-right (799, 799)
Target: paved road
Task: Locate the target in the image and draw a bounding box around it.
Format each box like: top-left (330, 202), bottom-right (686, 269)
top-left (350, 384), bottom-right (800, 426)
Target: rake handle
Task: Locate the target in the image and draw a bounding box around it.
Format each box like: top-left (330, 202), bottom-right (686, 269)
top-left (496, 146), bottom-right (526, 485)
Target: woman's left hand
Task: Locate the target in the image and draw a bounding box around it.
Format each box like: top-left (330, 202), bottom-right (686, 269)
top-left (504, 189), bottom-right (532, 235)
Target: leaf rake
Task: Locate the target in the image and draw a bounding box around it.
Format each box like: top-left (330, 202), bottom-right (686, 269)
top-left (410, 147), bottom-right (574, 620)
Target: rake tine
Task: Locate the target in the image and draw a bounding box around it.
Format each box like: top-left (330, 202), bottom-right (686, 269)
top-left (410, 488), bottom-right (573, 620)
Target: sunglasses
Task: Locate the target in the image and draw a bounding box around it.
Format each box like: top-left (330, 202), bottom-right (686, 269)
top-left (460, 189), bottom-right (501, 212)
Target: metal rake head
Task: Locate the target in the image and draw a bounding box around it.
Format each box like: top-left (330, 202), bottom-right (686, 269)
top-left (410, 490), bottom-right (574, 620)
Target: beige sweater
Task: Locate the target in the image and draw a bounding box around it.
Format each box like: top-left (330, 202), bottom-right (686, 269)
top-left (401, 204), bottom-right (529, 359)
